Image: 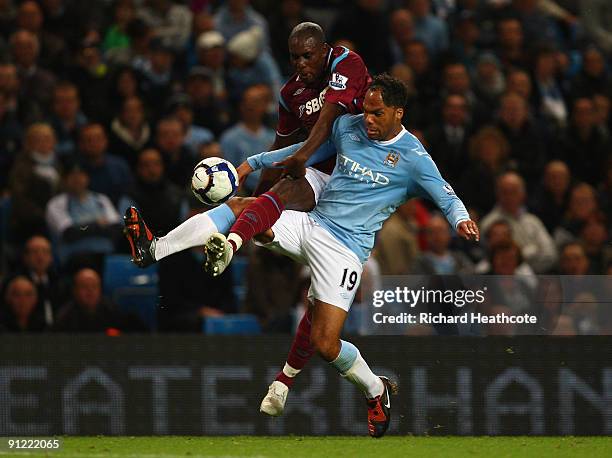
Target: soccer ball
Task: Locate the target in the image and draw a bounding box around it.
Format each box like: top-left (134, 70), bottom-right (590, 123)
top-left (191, 157), bottom-right (239, 206)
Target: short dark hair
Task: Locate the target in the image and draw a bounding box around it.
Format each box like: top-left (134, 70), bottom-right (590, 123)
top-left (369, 74), bottom-right (409, 108)
top-left (289, 22), bottom-right (326, 45)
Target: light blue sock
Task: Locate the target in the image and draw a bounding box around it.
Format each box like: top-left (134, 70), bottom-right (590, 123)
top-left (330, 340), bottom-right (359, 373)
top-left (207, 204), bottom-right (236, 233)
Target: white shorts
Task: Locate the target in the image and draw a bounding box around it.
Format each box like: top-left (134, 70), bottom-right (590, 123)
top-left (304, 167), bottom-right (331, 203)
top-left (261, 210), bottom-right (363, 312)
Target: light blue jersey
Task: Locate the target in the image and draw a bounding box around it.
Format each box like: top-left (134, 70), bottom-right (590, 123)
top-left (247, 114), bottom-right (470, 263)
top-left (310, 114), bottom-right (469, 263)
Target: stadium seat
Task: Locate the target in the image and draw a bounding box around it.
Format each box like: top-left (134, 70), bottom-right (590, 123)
top-left (231, 256), bottom-right (249, 304)
top-left (203, 314), bottom-right (261, 335)
top-left (103, 254), bottom-right (159, 331)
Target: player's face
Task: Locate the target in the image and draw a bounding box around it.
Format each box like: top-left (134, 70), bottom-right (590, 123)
top-left (289, 36), bottom-right (327, 85)
top-left (362, 89), bottom-right (403, 141)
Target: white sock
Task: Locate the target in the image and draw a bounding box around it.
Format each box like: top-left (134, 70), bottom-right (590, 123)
top-left (343, 353), bottom-right (384, 399)
top-left (154, 212), bottom-right (217, 260)
top-left (282, 363), bottom-right (301, 378)
top-left (227, 233), bottom-right (243, 252)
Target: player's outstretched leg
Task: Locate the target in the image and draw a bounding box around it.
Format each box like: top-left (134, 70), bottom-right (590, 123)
top-left (124, 198), bottom-right (253, 267)
top-left (311, 300), bottom-right (397, 438)
top-left (260, 307), bottom-right (315, 416)
top-left (204, 177), bottom-right (315, 276)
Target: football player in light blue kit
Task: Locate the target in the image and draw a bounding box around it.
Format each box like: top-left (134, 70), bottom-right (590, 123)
top-left (205, 75), bottom-right (480, 438)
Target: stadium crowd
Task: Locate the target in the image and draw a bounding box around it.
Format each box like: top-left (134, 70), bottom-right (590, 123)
top-left (0, 0), bottom-right (610, 335)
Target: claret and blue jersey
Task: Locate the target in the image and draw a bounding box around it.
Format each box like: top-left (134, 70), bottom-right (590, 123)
top-left (310, 114), bottom-right (470, 263)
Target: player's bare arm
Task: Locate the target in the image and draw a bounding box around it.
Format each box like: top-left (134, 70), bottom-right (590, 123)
top-left (274, 102), bottom-right (344, 178)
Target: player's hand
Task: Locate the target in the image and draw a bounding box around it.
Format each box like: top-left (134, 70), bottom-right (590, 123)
top-left (457, 220), bottom-right (479, 241)
top-left (236, 161), bottom-right (253, 187)
top-left (273, 153), bottom-right (307, 179)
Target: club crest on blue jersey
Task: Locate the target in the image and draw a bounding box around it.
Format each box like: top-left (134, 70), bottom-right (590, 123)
top-left (383, 151), bottom-right (400, 168)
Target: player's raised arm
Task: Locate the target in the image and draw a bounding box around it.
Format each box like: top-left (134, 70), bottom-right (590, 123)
top-left (413, 154), bottom-right (479, 241)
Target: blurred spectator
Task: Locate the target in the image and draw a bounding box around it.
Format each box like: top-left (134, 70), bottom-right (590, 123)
top-left (374, 200), bottom-right (420, 275)
top-left (459, 125), bottom-right (510, 215)
top-left (496, 17), bottom-right (528, 71)
top-left (579, 0), bottom-right (612, 54)
top-left (0, 275), bottom-right (46, 332)
top-left (103, 0), bottom-right (135, 54)
top-left (226, 26), bottom-right (282, 105)
top-left (68, 38), bottom-right (111, 123)
top-left (108, 96), bottom-right (152, 169)
top-left (529, 160), bottom-right (571, 233)
top-left (119, 148), bottom-right (187, 236)
top-left (412, 214), bottom-right (474, 274)
top-left (45, 161), bottom-right (121, 264)
top-left (137, 0), bottom-right (192, 51)
top-left (78, 123), bottom-right (133, 205)
top-left (505, 68), bottom-right (532, 101)
top-left (390, 9), bottom-right (415, 65)
top-left (558, 241), bottom-right (590, 275)
top-left (451, 11), bottom-right (480, 73)
top-left (269, 0), bottom-right (310, 76)
top-left (220, 85), bottom-right (274, 193)
top-left (390, 63), bottom-right (424, 128)
top-left (439, 61), bottom-right (487, 127)
top-left (167, 94), bottom-right (214, 157)
top-left (185, 11), bottom-right (215, 69)
top-left (485, 240), bottom-right (536, 314)
top-left (496, 91), bottom-right (547, 187)
top-left (330, 0), bottom-right (392, 74)
top-left (49, 82), bottom-right (88, 157)
top-left (475, 219), bottom-right (536, 276)
top-left (407, 0), bottom-right (449, 57)
top-left (480, 172), bottom-right (557, 273)
top-left (15, 0), bottom-right (65, 72)
top-left (532, 46), bottom-right (568, 131)
top-left (593, 93), bottom-right (610, 139)
top-left (554, 182), bottom-right (602, 246)
top-left (108, 65), bottom-right (142, 116)
top-left (106, 18), bottom-right (153, 67)
top-left (0, 62), bottom-right (33, 124)
top-left (551, 314), bottom-right (577, 335)
top-left (560, 97), bottom-right (610, 186)
top-left (9, 123), bottom-right (60, 242)
top-left (139, 37), bottom-right (176, 109)
top-left (403, 40), bottom-right (437, 108)
top-left (472, 53), bottom-right (505, 113)
top-left (10, 29), bottom-right (56, 116)
top-left (569, 47), bottom-right (611, 99)
top-left (198, 141), bottom-right (222, 160)
top-left (10, 235), bottom-right (61, 326)
top-left (54, 268), bottom-right (145, 332)
top-left (425, 94), bottom-right (473, 184)
top-left (155, 117), bottom-right (194, 188)
top-left (195, 30), bottom-right (227, 99)
top-left (185, 66), bottom-right (229, 136)
top-left (579, 215), bottom-right (610, 274)
top-left (0, 89), bottom-right (22, 189)
top-left (214, 0), bottom-right (269, 46)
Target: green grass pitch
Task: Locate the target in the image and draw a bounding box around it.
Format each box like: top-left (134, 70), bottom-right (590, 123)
top-left (2, 437), bottom-right (612, 458)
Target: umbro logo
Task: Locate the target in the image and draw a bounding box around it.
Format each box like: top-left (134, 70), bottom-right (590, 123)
top-left (349, 133), bottom-right (360, 142)
top-left (293, 88), bottom-right (305, 96)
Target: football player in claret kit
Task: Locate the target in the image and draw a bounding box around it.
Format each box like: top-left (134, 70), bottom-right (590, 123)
top-left (205, 75), bottom-right (480, 437)
top-left (124, 21), bottom-right (371, 413)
